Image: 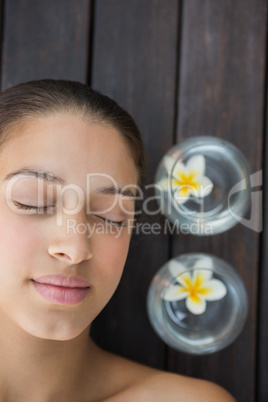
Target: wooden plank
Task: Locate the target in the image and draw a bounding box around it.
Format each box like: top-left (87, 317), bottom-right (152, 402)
top-left (90, 0), bottom-right (179, 368)
top-left (1, 0), bottom-right (91, 89)
top-left (168, 1), bottom-right (267, 401)
top-left (258, 162), bottom-right (268, 400)
top-left (258, 33), bottom-right (268, 402)
top-left (0, 0), bottom-right (4, 80)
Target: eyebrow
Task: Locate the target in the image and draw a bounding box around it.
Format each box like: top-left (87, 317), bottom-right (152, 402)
top-left (96, 186), bottom-right (136, 198)
top-left (3, 168), bottom-right (136, 198)
top-left (3, 168), bottom-right (65, 184)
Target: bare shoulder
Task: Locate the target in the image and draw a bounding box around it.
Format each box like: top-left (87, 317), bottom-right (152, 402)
top-left (137, 371), bottom-right (236, 402)
top-left (100, 350), bottom-right (235, 402)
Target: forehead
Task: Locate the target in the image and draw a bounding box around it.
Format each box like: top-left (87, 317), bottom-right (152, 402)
top-left (0, 114), bottom-right (138, 189)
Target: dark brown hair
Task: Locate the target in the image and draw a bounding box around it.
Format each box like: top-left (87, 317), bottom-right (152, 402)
top-left (0, 79), bottom-right (146, 186)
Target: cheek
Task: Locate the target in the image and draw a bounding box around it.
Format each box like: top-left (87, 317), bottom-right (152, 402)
top-left (0, 212), bottom-right (43, 264)
top-left (94, 231), bottom-right (131, 283)
top-left (109, 231), bottom-right (131, 265)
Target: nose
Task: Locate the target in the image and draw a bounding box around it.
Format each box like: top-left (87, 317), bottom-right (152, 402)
top-left (48, 213), bottom-right (93, 265)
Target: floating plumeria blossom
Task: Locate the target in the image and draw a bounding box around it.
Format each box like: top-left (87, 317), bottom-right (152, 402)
top-left (164, 257), bottom-right (227, 315)
top-left (157, 154), bottom-right (213, 204)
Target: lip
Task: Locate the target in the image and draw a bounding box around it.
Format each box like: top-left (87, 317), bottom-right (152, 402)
top-left (32, 275), bottom-right (90, 305)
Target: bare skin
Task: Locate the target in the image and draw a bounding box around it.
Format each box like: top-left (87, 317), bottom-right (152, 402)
top-left (0, 328), bottom-right (235, 402)
top-left (0, 114), bottom-right (235, 401)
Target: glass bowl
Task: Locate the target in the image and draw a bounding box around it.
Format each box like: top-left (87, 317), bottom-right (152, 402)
top-left (147, 253), bottom-right (248, 355)
top-left (155, 136), bottom-right (251, 235)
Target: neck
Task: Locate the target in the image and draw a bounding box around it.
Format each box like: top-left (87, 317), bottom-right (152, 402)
top-left (0, 318), bottom-right (99, 402)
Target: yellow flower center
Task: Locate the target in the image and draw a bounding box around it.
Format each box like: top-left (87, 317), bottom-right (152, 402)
top-left (174, 172), bottom-right (199, 193)
top-left (182, 273), bottom-right (211, 298)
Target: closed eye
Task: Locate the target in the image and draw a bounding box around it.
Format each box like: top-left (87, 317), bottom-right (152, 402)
top-left (93, 214), bottom-right (126, 228)
top-left (12, 201), bottom-right (55, 214)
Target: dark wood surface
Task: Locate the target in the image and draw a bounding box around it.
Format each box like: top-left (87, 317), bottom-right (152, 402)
top-left (0, 0), bottom-right (267, 400)
top-left (90, 0), bottom-right (179, 369)
top-left (168, 1), bottom-right (267, 401)
top-left (259, 153), bottom-right (268, 399)
top-left (1, 0), bottom-right (91, 89)
top-left (258, 13), bottom-right (268, 398)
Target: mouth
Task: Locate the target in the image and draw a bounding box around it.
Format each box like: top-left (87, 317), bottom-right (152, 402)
top-left (32, 275), bottom-right (90, 305)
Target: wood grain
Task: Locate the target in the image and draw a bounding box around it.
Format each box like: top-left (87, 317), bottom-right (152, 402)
top-left (1, 0), bottom-right (91, 89)
top-left (90, 0), bottom-right (179, 368)
top-left (168, 1), bottom-right (267, 401)
top-left (0, 1), bottom-right (267, 399)
top-left (258, 19), bottom-right (268, 400)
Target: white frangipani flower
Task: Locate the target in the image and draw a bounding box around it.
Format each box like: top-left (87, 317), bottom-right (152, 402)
top-left (157, 154), bottom-right (213, 204)
top-left (164, 257), bottom-right (227, 315)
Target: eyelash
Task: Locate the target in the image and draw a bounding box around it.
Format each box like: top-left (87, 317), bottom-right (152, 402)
top-left (93, 215), bottom-right (126, 228)
top-left (13, 201), bottom-right (54, 213)
top-left (13, 202), bottom-right (126, 227)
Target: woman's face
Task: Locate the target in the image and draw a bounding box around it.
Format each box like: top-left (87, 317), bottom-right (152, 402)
top-left (0, 113), bottom-right (138, 340)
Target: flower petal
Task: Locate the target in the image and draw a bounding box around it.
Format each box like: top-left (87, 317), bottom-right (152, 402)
top-left (163, 156), bottom-right (176, 173)
top-left (173, 186), bottom-right (190, 204)
top-left (195, 176), bottom-right (214, 198)
top-left (156, 178), bottom-right (181, 193)
top-left (192, 269), bottom-right (213, 287)
top-left (194, 257), bottom-right (213, 270)
top-left (172, 161), bottom-right (188, 180)
top-left (186, 294), bottom-right (207, 315)
top-left (155, 178), bottom-right (170, 192)
top-left (200, 279), bottom-right (227, 301)
top-left (169, 260), bottom-right (186, 278)
top-left (164, 285), bottom-right (189, 301)
top-left (176, 272), bottom-right (192, 288)
top-left (186, 155), bottom-right (206, 176)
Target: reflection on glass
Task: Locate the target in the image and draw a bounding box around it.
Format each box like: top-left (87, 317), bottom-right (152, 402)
top-left (147, 253), bottom-right (248, 355)
top-left (155, 136), bottom-right (251, 235)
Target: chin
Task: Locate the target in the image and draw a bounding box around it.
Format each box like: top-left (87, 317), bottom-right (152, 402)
top-left (36, 332), bottom-right (82, 342)
top-left (22, 321), bottom-right (88, 341)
